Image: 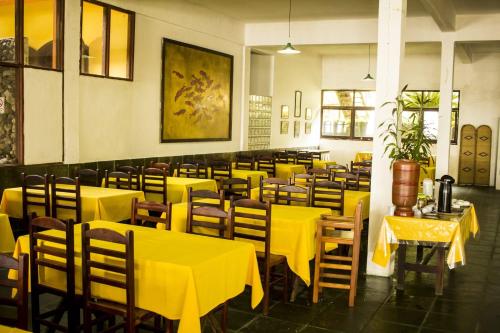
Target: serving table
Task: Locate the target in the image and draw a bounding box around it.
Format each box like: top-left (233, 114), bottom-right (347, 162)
top-left (11, 221), bottom-right (263, 333)
top-left (0, 213), bottom-right (14, 253)
top-left (354, 151), bottom-right (372, 162)
top-left (0, 324), bottom-right (30, 333)
top-left (0, 186), bottom-right (145, 222)
top-left (372, 205), bottom-right (479, 294)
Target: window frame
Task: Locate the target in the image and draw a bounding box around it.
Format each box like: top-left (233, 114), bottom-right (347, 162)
top-left (79, 0), bottom-right (135, 81)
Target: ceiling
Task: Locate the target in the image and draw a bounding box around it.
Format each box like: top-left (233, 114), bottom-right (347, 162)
top-left (183, 0), bottom-right (500, 23)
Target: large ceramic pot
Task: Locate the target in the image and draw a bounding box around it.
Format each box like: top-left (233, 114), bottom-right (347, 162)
top-left (392, 159), bottom-right (420, 217)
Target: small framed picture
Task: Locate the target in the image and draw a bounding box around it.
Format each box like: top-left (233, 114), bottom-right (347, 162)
top-left (305, 107), bottom-right (312, 120)
top-left (305, 122), bottom-right (312, 134)
top-left (294, 121), bottom-right (300, 138)
top-left (280, 121), bottom-right (289, 134)
top-left (281, 105), bottom-right (289, 119)
top-left (294, 90), bottom-right (302, 118)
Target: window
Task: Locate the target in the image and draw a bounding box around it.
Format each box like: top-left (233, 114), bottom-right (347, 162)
top-left (80, 0), bottom-right (135, 80)
top-left (321, 90), bottom-right (375, 140)
top-left (321, 89), bottom-right (460, 144)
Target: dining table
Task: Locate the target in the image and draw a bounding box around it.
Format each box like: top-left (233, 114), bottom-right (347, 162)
top-left (230, 169), bottom-right (268, 188)
top-left (275, 163), bottom-right (306, 180)
top-left (354, 151), bottom-right (373, 162)
top-left (0, 186), bottom-right (145, 222)
top-left (10, 220), bottom-right (263, 333)
top-left (0, 213), bottom-right (15, 253)
top-left (166, 200), bottom-right (331, 286)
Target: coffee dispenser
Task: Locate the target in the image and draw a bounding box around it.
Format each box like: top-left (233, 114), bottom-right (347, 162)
top-left (436, 175), bottom-right (455, 213)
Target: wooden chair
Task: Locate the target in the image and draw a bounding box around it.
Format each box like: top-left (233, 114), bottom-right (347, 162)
top-left (235, 155), bottom-right (255, 170)
top-left (292, 172), bottom-right (314, 187)
top-left (285, 150), bottom-right (298, 164)
top-left (210, 160), bottom-right (232, 186)
top-left (176, 163), bottom-right (200, 178)
top-left (229, 198), bottom-right (288, 315)
top-left (356, 167), bottom-right (372, 192)
top-left (308, 168), bottom-right (330, 181)
top-left (51, 176), bottom-right (82, 224)
top-left (29, 215), bottom-right (79, 333)
top-left (77, 168), bottom-right (101, 187)
top-left (327, 164), bottom-right (349, 178)
top-left (104, 170), bottom-right (133, 190)
top-left (188, 187), bottom-right (225, 209)
top-left (295, 152), bottom-right (313, 169)
top-left (186, 204), bottom-right (232, 239)
top-left (21, 173), bottom-right (50, 230)
top-left (0, 253), bottom-right (29, 329)
top-left (150, 161), bottom-right (172, 176)
top-left (273, 151), bottom-right (289, 164)
top-left (141, 167), bottom-right (168, 204)
top-left (313, 201), bottom-right (363, 307)
top-left (350, 161), bottom-right (372, 171)
top-left (332, 172), bottom-right (360, 191)
top-left (259, 176), bottom-right (289, 204)
top-left (221, 177), bottom-right (251, 200)
top-left (116, 165), bottom-right (141, 190)
top-left (311, 178), bottom-right (345, 215)
top-left (131, 198), bottom-right (172, 230)
top-left (276, 185), bottom-right (311, 206)
top-left (256, 155), bottom-right (276, 177)
top-left (81, 224), bottom-right (160, 333)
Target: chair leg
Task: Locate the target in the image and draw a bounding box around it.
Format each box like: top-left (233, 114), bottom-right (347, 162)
top-left (83, 308), bottom-right (92, 333)
top-left (166, 319), bottom-right (174, 333)
top-left (31, 292), bottom-right (41, 333)
top-left (263, 264), bottom-right (271, 315)
top-left (283, 265), bottom-right (289, 303)
top-left (221, 301), bottom-right (228, 333)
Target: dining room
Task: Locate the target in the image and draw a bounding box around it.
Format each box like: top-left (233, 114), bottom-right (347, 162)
top-left (0, 0), bottom-right (499, 332)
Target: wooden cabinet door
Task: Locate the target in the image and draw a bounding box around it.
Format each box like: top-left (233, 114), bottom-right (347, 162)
top-left (458, 124), bottom-right (476, 185)
top-left (474, 125), bottom-right (492, 186)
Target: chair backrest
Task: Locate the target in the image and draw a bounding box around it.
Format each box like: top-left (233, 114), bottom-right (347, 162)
top-left (350, 160), bottom-right (372, 171)
top-left (308, 168), bottom-right (330, 181)
top-left (229, 198), bottom-right (271, 258)
top-left (327, 164), bottom-right (349, 177)
top-left (21, 173), bottom-right (50, 225)
top-left (295, 152), bottom-right (313, 169)
top-left (356, 166), bottom-right (371, 192)
top-left (256, 155), bottom-right (276, 177)
top-left (235, 155), bottom-right (255, 170)
top-left (276, 185), bottom-right (311, 206)
top-left (186, 204), bottom-right (232, 238)
top-left (286, 150), bottom-right (298, 164)
top-left (311, 178), bottom-right (345, 215)
top-left (116, 165), bottom-right (140, 190)
top-left (29, 216), bottom-right (75, 298)
top-left (51, 176), bottom-right (82, 224)
top-left (222, 177), bottom-right (252, 200)
top-left (210, 160), bottom-right (232, 185)
top-left (141, 167), bottom-right (168, 204)
top-left (150, 161), bottom-right (172, 176)
top-left (131, 198), bottom-right (172, 230)
top-left (104, 170), bottom-right (133, 190)
top-left (274, 151), bottom-right (289, 164)
top-left (0, 253), bottom-right (29, 329)
top-left (332, 172), bottom-right (360, 191)
top-left (188, 187), bottom-right (224, 209)
top-left (77, 168), bottom-right (101, 187)
top-left (293, 173), bottom-right (314, 187)
top-left (259, 176), bottom-right (289, 204)
top-left (81, 224), bottom-right (135, 317)
top-left (177, 163), bottom-right (200, 178)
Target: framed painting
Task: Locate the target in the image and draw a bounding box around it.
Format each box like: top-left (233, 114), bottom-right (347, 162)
top-left (281, 105), bottom-right (289, 119)
top-left (280, 121), bottom-right (289, 134)
top-left (294, 90), bottom-right (302, 117)
top-left (294, 121), bottom-right (300, 138)
top-left (305, 107), bottom-right (312, 120)
top-left (305, 122), bottom-right (312, 134)
top-left (161, 38), bottom-right (233, 142)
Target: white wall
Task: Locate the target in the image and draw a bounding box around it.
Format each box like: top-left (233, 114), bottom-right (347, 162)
top-left (270, 53), bottom-right (322, 149)
top-left (250, 53), bottom-right (274, 97)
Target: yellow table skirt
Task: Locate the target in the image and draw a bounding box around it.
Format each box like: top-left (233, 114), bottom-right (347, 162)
top-left (275, 163), bottom-right (306, 180)
top-left (312, 160), bottom-right (336, 169)
top-left (372, 205), bottom-right (479, 269)
top-left (0, 186), bottom-right (145, 222)
top-left (232, 169), bottom-right (268, 188)
top-left (0, 324), bottom-right (30, 333)
top-left (354, 151), bottom-right (372, 162)
top-left (11, 221), bottom-right (262, 333)
top-left (168, 201), bottom-right (330, 286)
top-left (0, 214), bottom-right (14, 253)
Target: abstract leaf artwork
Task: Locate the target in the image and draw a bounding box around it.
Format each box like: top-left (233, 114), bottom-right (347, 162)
top-left (161, 39), bottom-right (233, 142)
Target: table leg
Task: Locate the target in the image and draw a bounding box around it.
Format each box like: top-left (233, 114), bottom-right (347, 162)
top-left (416, 245), bottom-right (424, 263)
top-left (435, 247), bottom-right (445, 295)
top-left (397, 244), bottom-right (407, 291)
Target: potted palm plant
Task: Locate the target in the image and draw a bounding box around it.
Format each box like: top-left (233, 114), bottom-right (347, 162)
top-left (379, 85), bottom-right (434, 216)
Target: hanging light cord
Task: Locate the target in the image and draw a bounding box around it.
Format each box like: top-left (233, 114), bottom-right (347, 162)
top-left (367, 44), bottom-right (371, 72)
top-left (288, 0), bottom-right (292, 39)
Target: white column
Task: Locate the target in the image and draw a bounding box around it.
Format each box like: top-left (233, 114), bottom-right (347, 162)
top-left (366, 0), bottom-right (407, 277)
top-left (63, 0), bottom-right (81, 163)
top-left (435, 37), bottom-right (455, 178)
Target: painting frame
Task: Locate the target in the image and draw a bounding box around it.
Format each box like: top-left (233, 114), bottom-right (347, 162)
top-left (160, 38), bottom-right (234, 143)
top-left (281, 105), bottom-right (289, 119)
top-left (294, 90), bottom-right (302, 118)
top-left (305, 122), bottom-right (312, 134)
top-left (280, 121), bottom-right (289, 134)
top-left (305, 107), bottom-right (312, 120)
top-left (294, 120), bottom-right (300, 138)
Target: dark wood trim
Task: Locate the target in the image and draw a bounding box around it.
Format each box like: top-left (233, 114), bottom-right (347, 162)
top-left (159, 38), bottom-right (234, 143)
top-left (16, 0), bottom-right (24, 165)
top-left (22, 65), bottom-right (63, 73)
top-left (103, 6), bottom-right (110, 77)
top-left (80, 72), bottom-right (133, 82)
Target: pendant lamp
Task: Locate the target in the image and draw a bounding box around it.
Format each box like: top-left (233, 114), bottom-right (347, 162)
top-left (278, 0), bottom-right (300, 54)
top-left (362, 44), bottom-right (375, 81)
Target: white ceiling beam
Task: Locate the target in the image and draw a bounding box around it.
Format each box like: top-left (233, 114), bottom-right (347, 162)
top-left (456, 43), bottom-right (473, 64)
top-left (419, 0), bottom-right (456, 31)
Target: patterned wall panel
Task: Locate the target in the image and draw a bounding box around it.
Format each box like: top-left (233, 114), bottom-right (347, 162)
top-left (458, 124), bottom-right (476, 185)
top-left (474, 125), bottom-right (492, 186)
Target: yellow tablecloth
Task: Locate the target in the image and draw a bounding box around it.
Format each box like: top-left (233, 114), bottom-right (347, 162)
top-left (312, 160), bottom-right (336, 169)
top-left (0, 214), bottom-right (14, 253)
top-left (0, 186), bottom-right (145, 222)
top-left (232, 169), bottom-right (268, 188)
top-left (168, 201), bottom-right (330, 286)
top-left (372, 205), bottom-right (479, 269)
top-left (11, 221), bottom-right (262, 333)
top-left (164, 177), bottom-right (217, 203)
top-left (0, 325), bottom-right (30, 333)
top-left (276, 163), bottom-right (306, 180)
top-left (354, 151), bottom-right (372, 162)
top-left (249, 188), bottom-right (370, 220)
